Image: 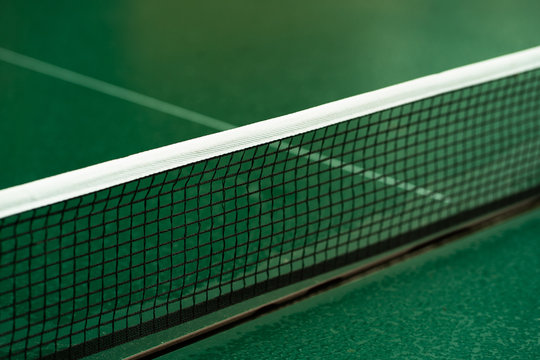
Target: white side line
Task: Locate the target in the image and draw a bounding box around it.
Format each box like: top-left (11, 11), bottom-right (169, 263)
top-left (0, 47), bottom-right (235, 131)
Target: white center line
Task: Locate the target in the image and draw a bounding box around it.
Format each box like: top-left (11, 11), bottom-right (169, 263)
top-left (0, 46), bottom-right (448, 202)
top-left (283, 143), bottom-right (448, 203)
top-left (0, 47), bottom-right (235, 131)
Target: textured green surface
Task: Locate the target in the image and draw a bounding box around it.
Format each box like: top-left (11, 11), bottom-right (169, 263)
top-left (175, 207), bottom-right (540, 359)
top-left (1, 0), bottom-right (540, 189)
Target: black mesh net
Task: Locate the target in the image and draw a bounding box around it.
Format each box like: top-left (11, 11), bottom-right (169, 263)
top-left (1, 68), bottom-right (540, 359)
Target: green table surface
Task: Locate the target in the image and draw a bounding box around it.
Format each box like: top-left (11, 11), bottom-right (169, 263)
top-left (1, 0), bottom-right (540, 190)
top-left (170, 206), bottom-right (540, 359)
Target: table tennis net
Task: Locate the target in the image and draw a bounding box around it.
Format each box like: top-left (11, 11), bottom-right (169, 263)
top-left (1, 67), bottom-right (540, 359)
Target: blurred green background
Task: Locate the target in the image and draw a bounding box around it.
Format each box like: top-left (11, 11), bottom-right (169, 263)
top-left (1, 0), bottom-right (539, 189)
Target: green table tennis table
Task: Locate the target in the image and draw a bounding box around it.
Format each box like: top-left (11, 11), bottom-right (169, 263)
top-left (1, 1), bottom-right (540, 359)
top-left (170, 206), bottom-right (540, 359)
